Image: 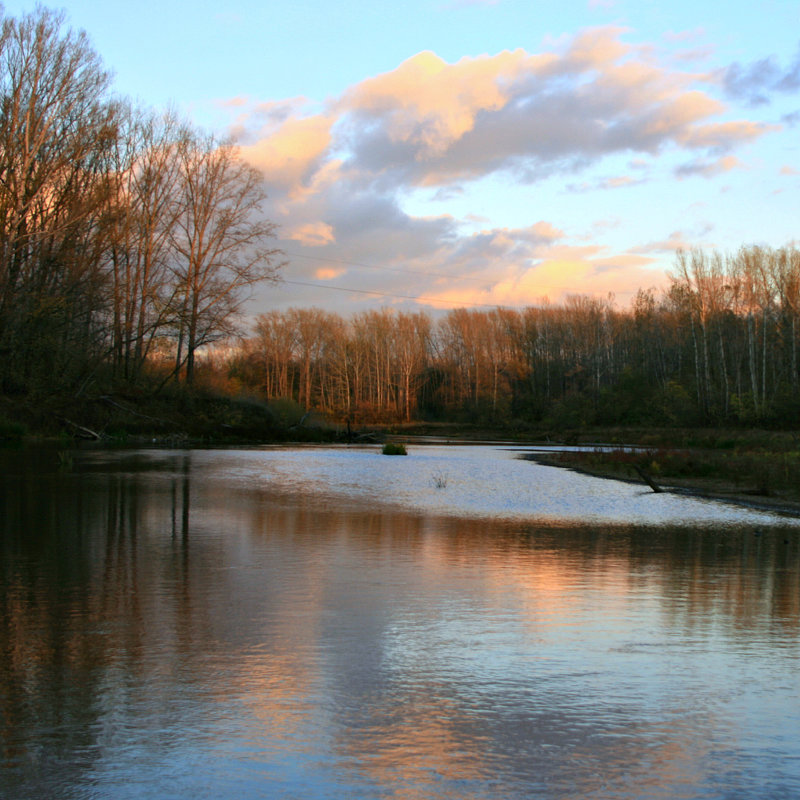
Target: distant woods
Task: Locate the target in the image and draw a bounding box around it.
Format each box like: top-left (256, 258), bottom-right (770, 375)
top-left (0, 7), bottom-right (281, 401)
top-left (225, 244), bottom-right (800, 429)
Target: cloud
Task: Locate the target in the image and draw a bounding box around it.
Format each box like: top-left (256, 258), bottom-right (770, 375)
top-left (314, 267), bottom-right (346, 279)
top-left (567, 174), bottom-right (643, 192)
top-left (236, 27), bottom-right (772, 196)
top-left (286, 222), bottom-right (336, 247)
top-left (675, 154), bottom-right (744, 179)
top-left (322, 29), bottom-right (769, 190)
top-left (780, 165), bottom-right (799, 176)
top-left (239, 114), bottom-right (334, 196)
top-left (218, 95), bottom-right (249, 108)
top-left (720, 46), bottom-right (800, 105)
top-left (634, 230), bottom-right (698, 253)
top-left (274, 213), bottom-right (662, 311)
top-left (679, 120), bottom-right (773, 151)
top-left (229, 27), bottom-right (781, 313)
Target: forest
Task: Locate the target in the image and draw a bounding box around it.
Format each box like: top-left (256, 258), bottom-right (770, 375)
top-left (1, 6), bottom-right (799, 439)
top-left (0, 7), bottom-right (281, 415)
top-left (223, 242), bottom-right (800, 430)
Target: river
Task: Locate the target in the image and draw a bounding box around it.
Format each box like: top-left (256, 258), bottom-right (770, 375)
top-left (1, 444), bottom-right (799, 798)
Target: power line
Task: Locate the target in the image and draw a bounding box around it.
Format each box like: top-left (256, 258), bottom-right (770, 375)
top-left (283, 249), bottom-right (637, 297)
top-left (284, 250), bottom-right (491, 285)
top-left (281, 279), bottom-right (504, 309)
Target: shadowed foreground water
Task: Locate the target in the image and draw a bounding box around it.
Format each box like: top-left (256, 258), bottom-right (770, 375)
top-left (1, 446), bottom-right (799, 799)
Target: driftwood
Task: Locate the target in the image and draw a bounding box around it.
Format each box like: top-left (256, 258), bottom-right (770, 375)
top-left (634, 465), bottom-right (663, 493)
top-left (61, 417), bottom-right (104, 440)
top-left (99, 395), bottom-right (171, 426)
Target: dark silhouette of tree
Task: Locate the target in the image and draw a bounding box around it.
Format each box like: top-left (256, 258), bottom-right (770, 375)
top-left (0, 7), bottom-right (117, 396)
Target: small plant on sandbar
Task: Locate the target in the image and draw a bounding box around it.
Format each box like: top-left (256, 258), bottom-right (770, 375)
top-left (382, 442), bottom-right (407, 456)
top-left (432, 470), bottom-right (448, 489)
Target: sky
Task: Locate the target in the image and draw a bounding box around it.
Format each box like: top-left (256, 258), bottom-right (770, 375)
top-left (4, 0), bottom-right (800, 317)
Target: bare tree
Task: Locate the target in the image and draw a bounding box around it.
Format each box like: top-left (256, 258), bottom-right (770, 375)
top-left (170, 132), bottom-right (282, 386)
top-left (0, 6), bottom-right (118, 393)
top-left (106, 106), bottom-right (185, 382)
top-left (392, 311), bottom-right (430, 421)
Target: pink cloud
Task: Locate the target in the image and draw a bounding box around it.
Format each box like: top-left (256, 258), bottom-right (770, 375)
top-left (286, 222), bottom-right (336, 247)
top-left (633, 230), bottom-right (699, 253)
top-left (680, 120), bottom-right (776, 149)
top-left (235, 27), bottom-right (775, 197)
top-left (675, 154), bottom-right (744, 179)
top-left (228, 27), bottom-right (781, 314)
top-left (239, 114), bottom-right (334, 193)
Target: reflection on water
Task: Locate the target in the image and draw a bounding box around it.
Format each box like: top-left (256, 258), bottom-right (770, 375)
top-left (1, 446), bottom-right (799, 799)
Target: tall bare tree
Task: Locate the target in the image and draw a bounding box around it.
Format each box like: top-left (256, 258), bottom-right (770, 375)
top-left (106, 107), bottom-right (185, 382)
top-left (170, 133), bottom-right (282, 386)
top-left (0, 7), bottom-right (117, 394)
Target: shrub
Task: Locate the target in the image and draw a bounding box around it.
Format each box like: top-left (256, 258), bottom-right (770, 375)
top-left (382, 442), bottom-right (407, 456)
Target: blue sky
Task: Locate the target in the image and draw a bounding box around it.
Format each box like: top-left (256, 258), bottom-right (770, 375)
top-left (4, 0), bottom-right (799, 314)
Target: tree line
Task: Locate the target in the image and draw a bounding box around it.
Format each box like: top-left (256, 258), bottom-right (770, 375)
top-left (3, 7), bottom-right (798, 434)
top-left (0, 7), bottom-right (281, 402)
top-left (222, 244), bottom-right (800, 429)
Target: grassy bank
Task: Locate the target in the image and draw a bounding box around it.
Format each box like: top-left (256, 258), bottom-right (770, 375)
top-left (522, 431), bottom-right (800, 514)
top-left (0, 389), bottom-right (339, 446)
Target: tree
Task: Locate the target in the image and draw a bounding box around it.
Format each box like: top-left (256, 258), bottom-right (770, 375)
top-left (392, 311), bottom-right (430, 421)
top-left (106, 107), bottom-right (185, 382)
top-left (0, 7), bottom-right (118, 395)
top-left (170, 132), bottom-right (282, 386)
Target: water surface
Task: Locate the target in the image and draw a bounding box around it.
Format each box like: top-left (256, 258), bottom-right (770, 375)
top-left (1, 445), bottom-right (799, 798)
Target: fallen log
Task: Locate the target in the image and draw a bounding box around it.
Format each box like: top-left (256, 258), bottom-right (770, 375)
top-left (61, 417), bottom-right (104, 440)
top-left (634, 465), bottom-right (663, 493)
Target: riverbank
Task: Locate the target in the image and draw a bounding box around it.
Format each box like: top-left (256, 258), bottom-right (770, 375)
top-left (521, 446), bottom-right (800, 518)
top-left (4, 392), bottom-right (800, 519)
top-left (0, 389), bottom-right (342, 446)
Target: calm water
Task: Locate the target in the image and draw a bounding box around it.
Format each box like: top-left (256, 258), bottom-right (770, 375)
top-left (1, 444), bottom-right (799, 799)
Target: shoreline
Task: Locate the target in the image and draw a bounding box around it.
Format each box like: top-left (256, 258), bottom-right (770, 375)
top-left (521, 452), bottom-right (800, 519)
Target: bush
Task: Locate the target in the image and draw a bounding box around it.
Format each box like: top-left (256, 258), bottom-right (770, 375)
top-left (382, 442), bottom-right (407, 456)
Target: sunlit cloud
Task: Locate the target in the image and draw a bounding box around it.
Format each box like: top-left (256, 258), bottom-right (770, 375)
top-left (680, 120), bottom-right (775, 150)
top-left (229, 26), bottom-right (784, 313)
top-left (675, 154), bottom-right (744, 179)
top-left (634, 230), bottom-right (700, 253)
top-left (314, 267), bottom-right (346, 279)
top-left (286, 221), bottom-right (336, 247)
top-left (237, 27), bottom-right (773, 193)
top-left (218, 95), bottom-right (249, 108)
top-left (239, 114), bottom-right (334, 195)
top-left (567, 174), bottom-right (643, 192)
